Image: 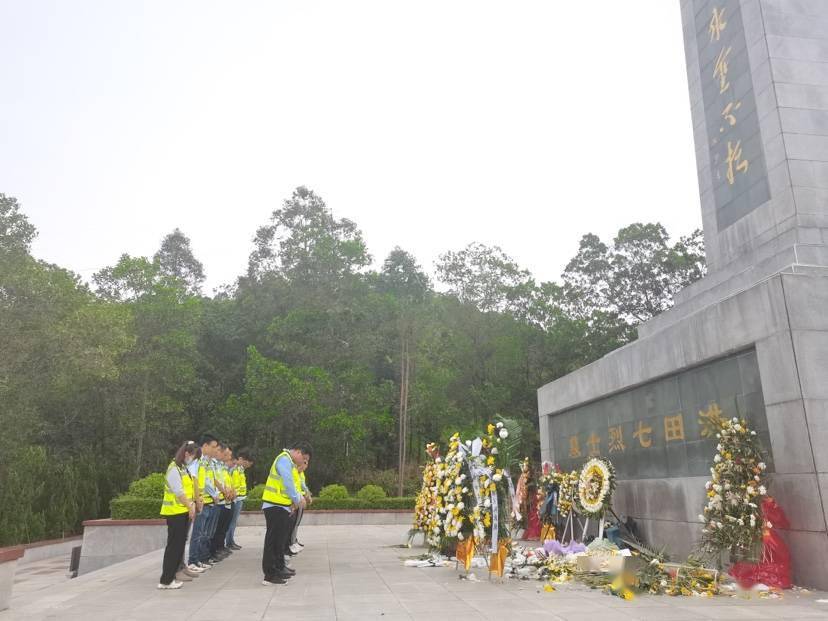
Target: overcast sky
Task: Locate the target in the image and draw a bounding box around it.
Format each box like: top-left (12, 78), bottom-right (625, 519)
top-left (0, 1), bottom-right (701, 293)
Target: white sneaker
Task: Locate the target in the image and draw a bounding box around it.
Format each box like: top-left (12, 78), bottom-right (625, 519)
top-left (289, 543), bottom-right (302, 554)
top-left (158, 580), bottom-right (183, 590)
top-left (187, 564), bottom-right (206, 573)
top-left (197, 562), bottom-right (212, 570)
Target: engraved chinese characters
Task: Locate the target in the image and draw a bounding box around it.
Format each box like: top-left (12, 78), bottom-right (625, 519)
top-left (693, 0), bottom-right (770, 230)
top-left (551, 349), bottom-right (772, 480)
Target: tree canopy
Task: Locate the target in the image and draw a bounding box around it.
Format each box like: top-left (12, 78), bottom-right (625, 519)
top-left (0, 188), bottom-right (704, 545)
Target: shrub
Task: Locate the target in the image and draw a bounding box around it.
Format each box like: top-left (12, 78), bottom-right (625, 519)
top-left (126, 473), bottom-right (166, 499)
top-left (247, 483), bottom-right (265, 500)
top-left (337, 467), bottom-right (420, 497)
top-left (243, 498), bottom-right (263, 512)
top-left (309, 497), bottom-right (415, 510)
top-left (110, 496), bottom-right (162, 520)
top-left (356, 484), bottom-right (387, 501)
top-left (318, 484), bottom-right (349, 500)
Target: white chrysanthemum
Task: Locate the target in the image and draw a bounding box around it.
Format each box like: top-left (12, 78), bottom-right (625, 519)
top-left (498, 429), bottom-right (508, 439)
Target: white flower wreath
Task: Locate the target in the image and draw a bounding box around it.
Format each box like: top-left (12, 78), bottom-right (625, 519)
top-left (577, 458), bottom-right (615, 517)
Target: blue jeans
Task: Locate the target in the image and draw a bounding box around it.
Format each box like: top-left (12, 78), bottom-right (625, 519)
top-left (226, 500), bottom-right (243, 546)
top-left (188, 504), bottom-right (211, 565)
top-left (199, 504), bottom-right (220, 562)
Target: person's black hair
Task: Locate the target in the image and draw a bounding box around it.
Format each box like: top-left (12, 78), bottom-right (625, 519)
top-left (237, 447), bottom-right (253, 461)
top-left (174, 441), bottom-right (199, 467)
top-left (290, 442), bottom-right (313, 458)
top-left (199, 433), bottom-right (218, 447)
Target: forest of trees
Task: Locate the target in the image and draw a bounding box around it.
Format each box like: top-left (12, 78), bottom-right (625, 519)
top-left (0, 187), bottom-right (706, 544)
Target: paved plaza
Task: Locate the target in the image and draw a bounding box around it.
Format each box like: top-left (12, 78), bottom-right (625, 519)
top-left (3, 525), bottom-right (828, 621)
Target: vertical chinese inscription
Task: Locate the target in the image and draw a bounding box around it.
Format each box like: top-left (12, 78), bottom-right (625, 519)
top-left (693, 0), bottom-right (769, 230)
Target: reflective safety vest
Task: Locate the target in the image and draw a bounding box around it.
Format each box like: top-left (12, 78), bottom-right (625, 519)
top-left (160, 461), bottom-right (194, 516)
top-left (215, 461), bottom-right (228, 504)
top-left (198, 457), bottom-right (213, 505)
top-left (300, 471), bottom-right (307, 497)
top-left (262, 450), bottom-right (300, 506)
top-left (233, 466), bottom-right (247, 497)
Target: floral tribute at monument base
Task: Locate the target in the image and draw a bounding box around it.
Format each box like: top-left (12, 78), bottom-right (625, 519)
top-left (406, 414), bottom-right (794, 600)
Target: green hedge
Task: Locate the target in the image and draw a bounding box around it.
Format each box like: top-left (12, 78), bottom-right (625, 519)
top-left (126, 473), bottom-right (166, 499)
top-left (110, 496), bottom-right (162, 520)
top-left (110, 495), bottom-right (415, 519)
top-left (356, 484), bottom-right (387, 501)
top-left (242, 497), bottom-right (414, 512)
top-left (318, 484), bottom-right (349, 500)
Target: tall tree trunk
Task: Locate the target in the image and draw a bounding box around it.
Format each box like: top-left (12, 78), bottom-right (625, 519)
top-left (134, 372), bottom-right (149, 480)
top-left (398, 335), bottom-right (410, 496)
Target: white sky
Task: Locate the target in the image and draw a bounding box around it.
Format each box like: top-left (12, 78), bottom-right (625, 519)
top-left (0, 1), bottom-right (702, 294)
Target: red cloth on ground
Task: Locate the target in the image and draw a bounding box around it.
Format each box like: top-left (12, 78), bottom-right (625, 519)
top-left (729, 497), bottom-right (792, 589)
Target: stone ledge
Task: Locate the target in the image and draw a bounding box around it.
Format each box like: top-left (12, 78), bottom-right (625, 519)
top-left (0, 547), bottom-right (23, 564)
top-left (83, 519), bottom-right (163, 526)
top-left (20, 535), bottom-right (82, 550)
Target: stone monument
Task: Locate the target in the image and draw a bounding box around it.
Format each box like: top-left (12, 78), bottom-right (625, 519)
top-left (538, 0), bottom-right (828, 589)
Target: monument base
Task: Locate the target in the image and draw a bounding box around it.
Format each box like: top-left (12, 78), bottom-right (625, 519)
top-left (538, 270), bottom-right (828, 589)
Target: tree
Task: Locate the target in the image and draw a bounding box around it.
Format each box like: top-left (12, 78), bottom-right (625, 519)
top-left (380, 248), bottom-right (431, 494)
top-left (436, 243), bottom-right (538, 318)
top-left (247, 186), bottom-right (371, 283)
top-left (562, 223), bottom-right (706, 326)
top-left (0, 193), bottom-right (37, 254)
top-left (93, 254), bottom-right (203, 477)
top-left (154, 228), bottom-right (205, 295)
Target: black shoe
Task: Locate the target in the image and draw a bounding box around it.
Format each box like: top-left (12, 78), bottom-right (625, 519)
top-left (262, 575), bottom-right (287, 585)
top-left (276, 569), bottom-right (295, 579)
top-left (228, 543), bottom-right (242, 551)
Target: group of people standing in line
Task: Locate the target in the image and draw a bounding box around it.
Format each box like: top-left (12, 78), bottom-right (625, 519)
top-left (158, 434), bottom-right (313, 589)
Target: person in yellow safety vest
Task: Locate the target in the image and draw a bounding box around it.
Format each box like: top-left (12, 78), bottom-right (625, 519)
top-left (260, 442), bottom-right (312, 586)
top-left (287, 455), bottom-right (312, 555)
top-left (210, 444), bottom-right (237, 560)
top-left (226, 448), bottom-right (254, 551)
top-left (159, 441), bottom-right (200, 589)
top-left (188, 433), bottom-right (220, 570)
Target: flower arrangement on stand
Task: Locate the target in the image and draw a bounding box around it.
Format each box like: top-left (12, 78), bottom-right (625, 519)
top-left (576, 458), bottom-right (616, 519)
top-left (438, 433), bottom-right (475, 545)
top-left (556, 470), bottom-right (579, 519)
top-left (412, 442), bottom-right (443, 548)
top-left (699, 416), bottom-right (768, 561)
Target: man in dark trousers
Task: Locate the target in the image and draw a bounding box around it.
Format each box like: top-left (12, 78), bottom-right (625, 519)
top-left (260, 442), bottom-right (312, 586)
top-left (209, 444), bottom-right (236, 561)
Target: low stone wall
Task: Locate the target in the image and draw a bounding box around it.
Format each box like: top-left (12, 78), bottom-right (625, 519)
top-left (77, 511), bottom-right (414, 575)
top-left (0, 546), bottom-right (24, 612)
top-left (78, 520), bottom-right (167, 576)
top-left (238, 510), bottom-right (413, 527)
top-left (20, 535), bottom-right (82, 565)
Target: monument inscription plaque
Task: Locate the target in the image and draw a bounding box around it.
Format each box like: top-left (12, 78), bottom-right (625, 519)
top-left (550, 349), bottom-right (772, 479)
top-left (693, 0), bottom-right (769, 230)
